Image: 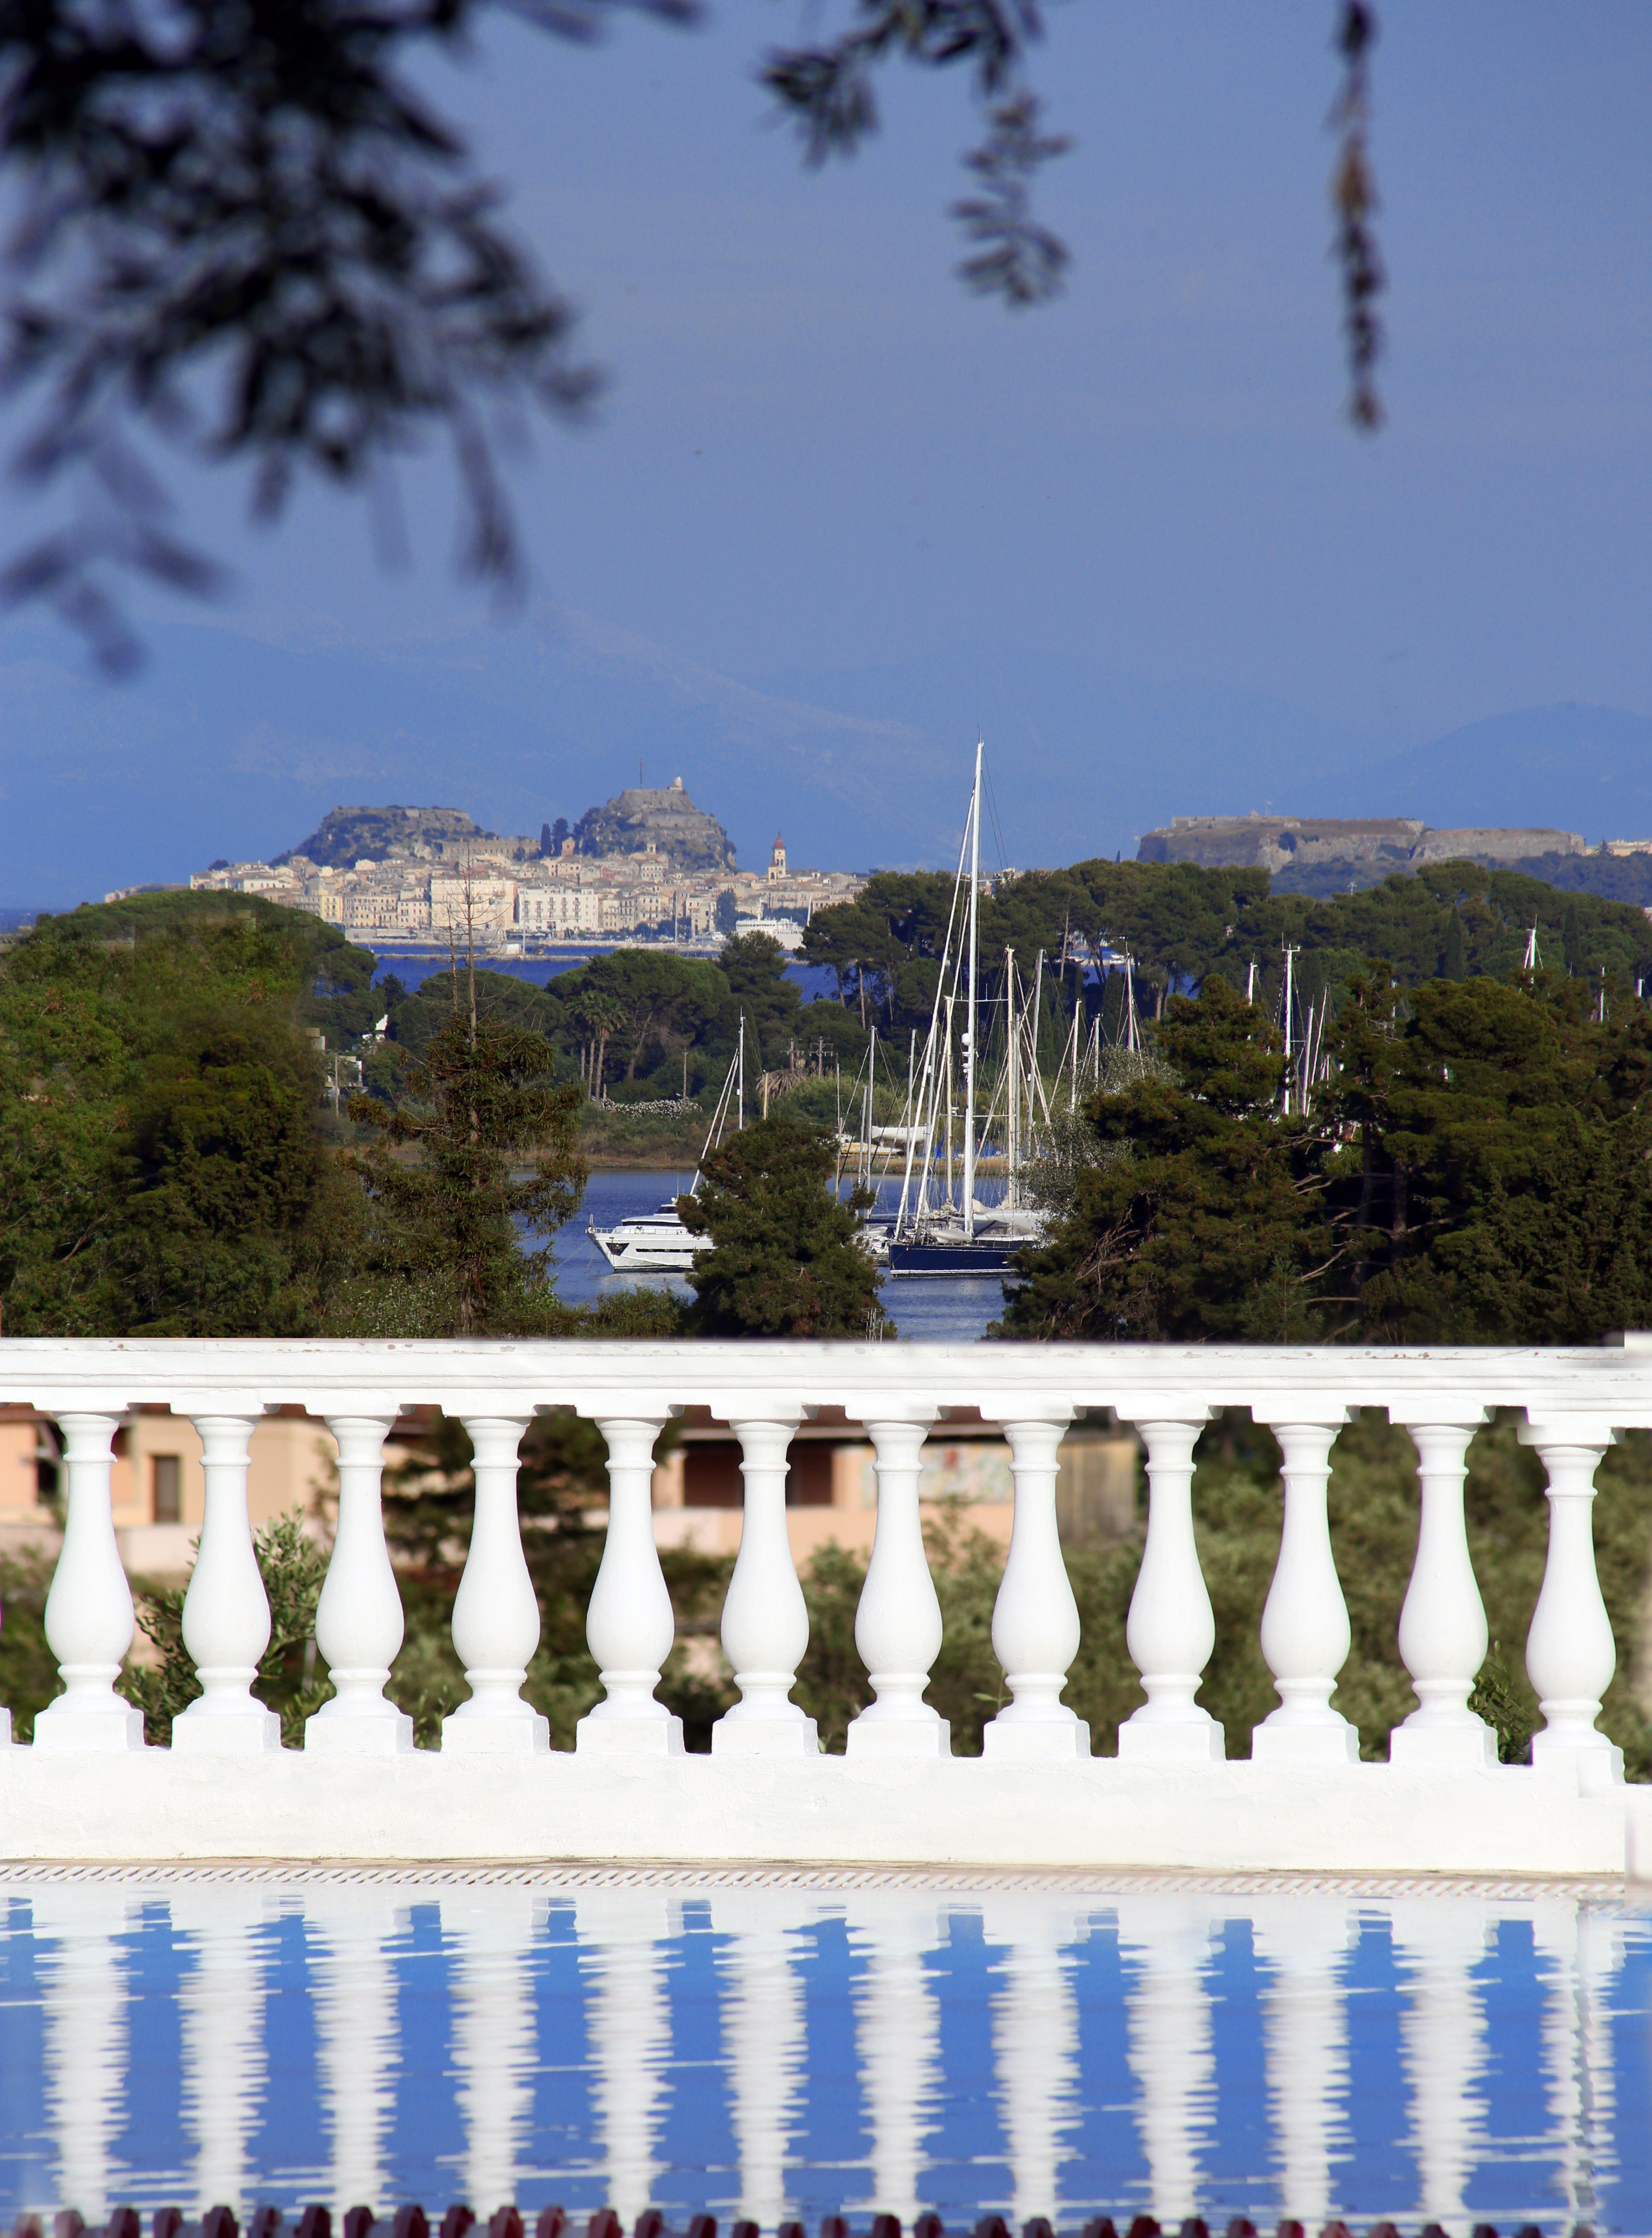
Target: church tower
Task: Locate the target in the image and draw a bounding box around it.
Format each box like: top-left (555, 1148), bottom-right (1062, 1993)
top-left (768, 833), bottom-right (787, 880)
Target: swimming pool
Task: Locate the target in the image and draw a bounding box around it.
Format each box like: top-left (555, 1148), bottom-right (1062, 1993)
top-left (2, 1870), bottom-right (1648, 2236)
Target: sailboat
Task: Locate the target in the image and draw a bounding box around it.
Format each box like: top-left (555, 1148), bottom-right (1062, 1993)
top-left (885, 742), bottom-right (1051, 1278)
top-left (586, 1021), bottom-right (746, 1274)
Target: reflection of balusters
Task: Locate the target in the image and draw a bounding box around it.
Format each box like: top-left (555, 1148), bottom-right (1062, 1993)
top-left (845, 1892), bottom-right (946, 2223)
top-left (1533, 1897), bottom-right (1626, 2231)
top-left (711, 1888), bottom-right (819, 2230)
top-left (440, 1888), bottom-right (548, 2215)
top-left (982, 1895), bottom-right (1088, 2228)
top-left (1117, 1901), bottom-right (1220, 2227)
top-left (1391, 1899), bottom-right (1493, 2235)
top-left (31, 1885), bottom-right (136, 2219)
top-left (1250, 1899), bottom-right (1355, 2225)
top-left (173, 1882), bottom-right (276, 2214)
top-left (575, 1888), bottom-right (679, 2226)
top-left (306, 1890), bottom-right (410, 2215)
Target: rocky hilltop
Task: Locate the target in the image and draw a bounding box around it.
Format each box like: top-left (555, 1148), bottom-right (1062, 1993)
top-left (1138, 813), bottom-right (1588, 894)
top-left (274, 806), bottom-right (537, 868)
top-left (572, 778), bottom-right (736, 872)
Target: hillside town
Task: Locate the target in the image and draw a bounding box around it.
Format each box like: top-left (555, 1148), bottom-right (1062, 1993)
top-left (171, 780), bottom-right (867, 951)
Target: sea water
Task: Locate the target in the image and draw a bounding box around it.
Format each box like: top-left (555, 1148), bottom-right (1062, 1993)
top-left (2, 1870), bottom-right (1648, 2232)
top-left (553, 1173), bottom-right (1006, 1343)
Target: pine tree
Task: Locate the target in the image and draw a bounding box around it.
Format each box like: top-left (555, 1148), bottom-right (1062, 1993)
top-left (344, 965), bottom-right (587, 1335)
top-left (679, 1114), bottom-right (891, 1337)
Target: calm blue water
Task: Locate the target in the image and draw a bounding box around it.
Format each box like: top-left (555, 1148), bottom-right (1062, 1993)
top-left (1, 1872), bottom-right (1647, 2232)
top-left (553, 1174), bottom-right (1006, 1342)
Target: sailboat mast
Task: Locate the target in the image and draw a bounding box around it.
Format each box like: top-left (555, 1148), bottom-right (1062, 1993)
top-left (1005, 947), bottom-right (1017, 1210)
top-left (962, 738), bottom-right (982, 1241)
top-left (737, 1015), bottom-right (746, 1130)
top-left (944, 999), bottom-right (955, 1210)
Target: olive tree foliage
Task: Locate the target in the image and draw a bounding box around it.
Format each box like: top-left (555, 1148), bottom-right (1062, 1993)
top-left (1, 2), bottom-right (1384, 668)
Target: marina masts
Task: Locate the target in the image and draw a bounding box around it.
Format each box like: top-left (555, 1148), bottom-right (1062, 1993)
top-left (962, 739), bottom-right (983, 1242)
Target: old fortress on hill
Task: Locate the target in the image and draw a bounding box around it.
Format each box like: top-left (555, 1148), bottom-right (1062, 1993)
top-left (178, 782), bottom-right (867, 952)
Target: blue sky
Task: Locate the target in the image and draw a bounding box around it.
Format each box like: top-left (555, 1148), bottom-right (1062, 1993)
top-left (4, 2), bottom-right (1652, 900)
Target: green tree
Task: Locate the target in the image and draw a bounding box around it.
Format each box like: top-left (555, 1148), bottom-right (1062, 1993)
top-left (718, 932), bottom-right (803, 1069)
top-left (345, 1010), bottom-right (586, 1335)
top-left (1440, 908), bottom-right (1467, 980)
top-left (679, 1114), bottom-right (891, 1336)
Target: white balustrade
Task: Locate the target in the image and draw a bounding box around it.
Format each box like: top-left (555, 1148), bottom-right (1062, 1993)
top-left (444, 1415), bottom-right (549, 1754)
top-left (32, 1884), bottom-right (138, 2219)
top-left (1391, 1897), bottom-right (1493, 2233)
top-left (714, 1414), bottom-right (818, 1755)
top-left (441, 1886), bottom-right (547, 2214)
top-left (1522, 1420), bottom-right (1625, 1783)
top-left (173, 1882), bottom-right (274, 2212)
top-left (845, 1890), bottom-right (946, 2223)
top-left (35, 1412), bottom-right (145, 1751)
top-left (1117, 1898), bottom-right (1220, 2227)
top-left (1251, 1897), bottom-right (1355, 2224)
top-left (575, 1886), bottom-right (679, 2227)
top-left (6, 1338), bottom-right (1652, 1875)
top-left (847, 1410), bottom-right (949, 1758)
top-left (305, 1413), bottom-right (414, 1755)
top-left (711, 1886), bottom-right (818, 2229)
top-left (1118, 1414), bottom-right (1223, 1762)
top-left (173, 1413), bottom-right (282, 1754)
top-left (306, 1887), bottom-right (409, 2217)
top-left (1252, 1412), bottom-right (1360, 1763)
top-left (1389, 1412), bottom-right (1496, 1769)
top-left (983, 1411), bottom-right (1090, 1759)
top-left (579, 1414), bottom-right (683, 1752)
top-left (984, 1893), bottom-right (1088, 2229)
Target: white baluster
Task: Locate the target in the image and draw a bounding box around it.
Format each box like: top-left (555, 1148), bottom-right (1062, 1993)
top-left (1251, 1412), bottom-right (1359, 1764)
top-left (711, 1887), bottom-right (818, 2230)
top-left (1391, 1897), bottom-right (1492, 2234)
top-left (1388, 1413), bottom-right (1496, 1770)
top-left (1118, 1414), bottom-right (1223, 1763)
top-left (576, 1887), bottom-right (679, 2226)
top-left (847, 1410), bottom-right (949, 1758)
top-left (1522, 1421), bottom-right (1625, 1784)
top-left (441, 1887), bottom-right (547, 2215)
top-left (35, 1410), bottom-right (145, 1751)
top-left (32, 1884), bottom-right (137, 2219)
top-left (577, 1414), bottom-right (683, 1754)
top-left (1117, 1899), bottom-right (1220, 2228)
top-left (845, 1891), bottom-right (946, 2224)
top-left (443, 1415), bottom-right (549, 1755)
top-left (983, 1412), bottom-right (1090, 1759)
top-left (173, 1882), bottom-right (274, 2213)
top-left (305, 1414), bottom-right (414, 1755)
top-left (1251, 1897), bottom-right (1355, 2226)
top-left (173, 1413), bottom-right (282, 1753)
top-left (983, 1894), bottom-right (1088, 2229)
top-left (713, 1414), bottom-right (818, 1755)
top-left (306, 1887), bottom-right (409, 2218)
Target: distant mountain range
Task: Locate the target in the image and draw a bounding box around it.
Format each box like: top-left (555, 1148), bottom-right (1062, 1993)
top-left (3, 606), bottom-right (1650, 908)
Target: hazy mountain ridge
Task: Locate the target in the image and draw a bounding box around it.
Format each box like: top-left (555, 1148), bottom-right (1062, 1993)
top-left (3, 610), bottom-right (1649, 907)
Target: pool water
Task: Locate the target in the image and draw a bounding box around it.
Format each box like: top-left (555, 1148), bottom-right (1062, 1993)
top-left (2, 1871), bottom-right (1649, 2234)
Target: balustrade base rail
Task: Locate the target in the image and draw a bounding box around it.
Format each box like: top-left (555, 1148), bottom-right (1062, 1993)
top-left (2, 1747), bottom-right (1648, 1876)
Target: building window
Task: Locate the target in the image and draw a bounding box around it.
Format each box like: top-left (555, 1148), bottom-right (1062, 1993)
top-left (152, 1454), bottom-right (181, 1524)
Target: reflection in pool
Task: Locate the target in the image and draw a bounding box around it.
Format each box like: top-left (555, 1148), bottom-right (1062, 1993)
top-left (2, 1871), bottom-right (1649, 2234)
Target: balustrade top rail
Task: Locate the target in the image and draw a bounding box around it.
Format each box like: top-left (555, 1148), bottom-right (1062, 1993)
top-left (3, 1336), bottom-right (1652, 1425)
